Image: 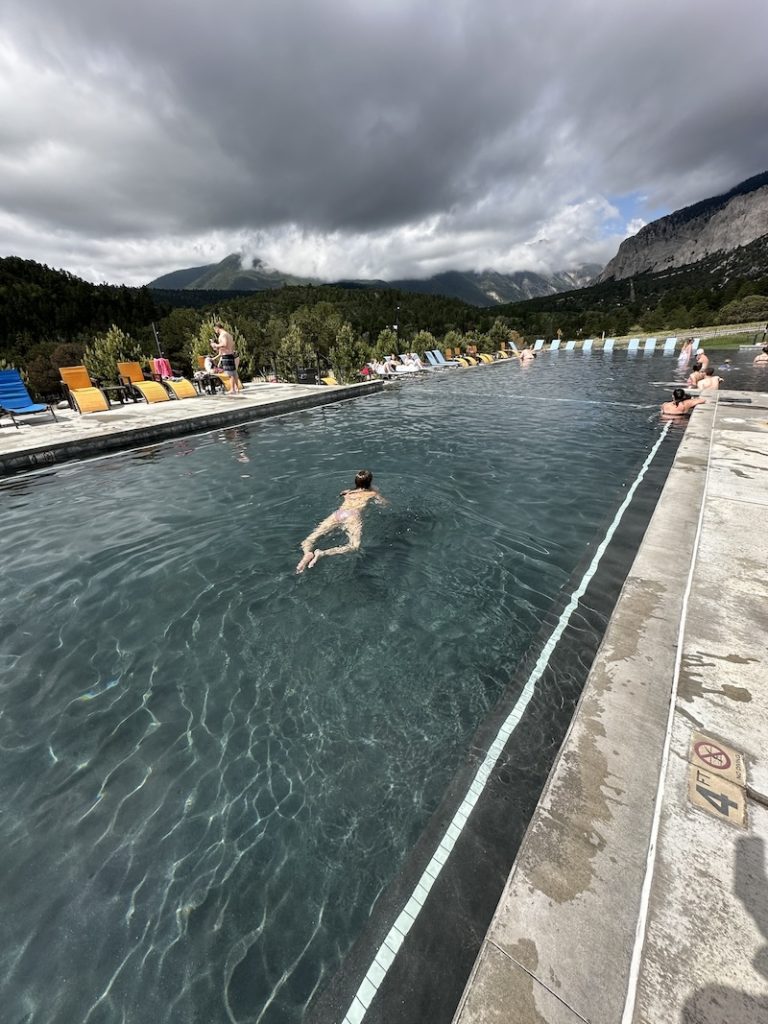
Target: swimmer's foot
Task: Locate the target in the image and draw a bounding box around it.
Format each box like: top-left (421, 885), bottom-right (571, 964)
top-left (296, 551), bottom-right (314, 573)
top-left (296, 550), bottom-right (321, 573)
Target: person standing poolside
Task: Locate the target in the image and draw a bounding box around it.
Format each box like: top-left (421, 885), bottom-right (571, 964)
top-left (677, 338), bottom-right (694, 365)
top-left (211, 322), bottom-right (243, 394)
top-left (753, 345), bottom-right (768, 366)
top-left (661, 388), bottom-right (706, 416)
top-left (296, 470), bottom-right (388, 572)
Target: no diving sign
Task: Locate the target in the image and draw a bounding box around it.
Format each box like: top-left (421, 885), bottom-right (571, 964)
top-left (689, 732), bottom-right (746, 786)
top-left (687, 732), bottom-right (748, 829)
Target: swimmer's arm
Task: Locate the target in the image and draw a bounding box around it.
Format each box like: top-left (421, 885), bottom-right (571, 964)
top-left (373, 490), bottom-right (389, 506)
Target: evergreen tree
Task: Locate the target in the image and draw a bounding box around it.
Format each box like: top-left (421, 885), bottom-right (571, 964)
top-left (329, 323), bottom-right (369, 383)
top-left (275, 324), bottom-right (316, 382)
top-left (84, 324), bottom-right (144, 385)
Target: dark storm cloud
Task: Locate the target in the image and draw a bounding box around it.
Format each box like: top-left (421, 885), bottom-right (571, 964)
top-left (1, 0), bottom-right (766, 282)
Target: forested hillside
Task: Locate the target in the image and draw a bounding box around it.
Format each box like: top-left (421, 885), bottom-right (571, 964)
top-left (2, 249), bottom-right (767, 400)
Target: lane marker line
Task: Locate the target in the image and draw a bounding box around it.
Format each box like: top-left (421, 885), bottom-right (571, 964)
top-left (621, 406), bottom-right (716, 1023)
top-left (341, 422), bottom-right (672, 1024)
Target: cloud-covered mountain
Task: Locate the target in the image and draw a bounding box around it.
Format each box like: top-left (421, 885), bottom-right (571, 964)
top-left (598, 170), bottom-right (768, 281)
top-left (148, 256), bottom-right (601, 307)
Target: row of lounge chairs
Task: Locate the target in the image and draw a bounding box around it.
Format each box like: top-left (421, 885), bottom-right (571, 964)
top-left (373, 348), bottom-right (515, 376)
top-left (59, 361), bottom-right (201, 414)
top-left (0, 359), bottom-right (215, 427)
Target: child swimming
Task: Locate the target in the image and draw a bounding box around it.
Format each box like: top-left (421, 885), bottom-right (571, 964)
top-left (296, 469), bottom-right (388, 572)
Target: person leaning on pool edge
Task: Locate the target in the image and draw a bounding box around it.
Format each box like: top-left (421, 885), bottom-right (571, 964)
top-left (660, 388), bottom-right (706, 416)
top-left (296, 469), bottom-right (388, 572)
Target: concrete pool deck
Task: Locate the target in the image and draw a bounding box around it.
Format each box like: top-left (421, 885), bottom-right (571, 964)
top-left (0, 378), bottom-right (383, 476)
top-left (454, 389), bottom-right (768, 1023)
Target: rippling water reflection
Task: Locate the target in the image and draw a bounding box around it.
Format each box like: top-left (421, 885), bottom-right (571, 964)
top-left (1, 351), bottom-right (761, 1022)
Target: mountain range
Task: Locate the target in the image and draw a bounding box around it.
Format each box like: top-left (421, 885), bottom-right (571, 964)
top-left (148, 169), bottom-right (768, 306)
top-left (148, 255), bottom-right (601, 307)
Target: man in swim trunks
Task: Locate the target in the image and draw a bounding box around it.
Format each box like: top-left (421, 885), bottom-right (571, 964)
top-left (296, 469), bottom-right (387, 572)
top-left (661, 388), bottom-right (706, 416)
top-left (211, 322), bottom-right (243, 393)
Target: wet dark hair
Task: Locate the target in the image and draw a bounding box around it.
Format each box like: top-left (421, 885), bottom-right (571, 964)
top-left (355, 469), bottom-right (373, 489)
top-left (692, 362), bottom-right (702, 372)
top-left (705, 367), bottom-right (715, 376)
top-left (672, 388), bottom-right (687, 405)
top-left (763, 345), bottom-right (768, 355)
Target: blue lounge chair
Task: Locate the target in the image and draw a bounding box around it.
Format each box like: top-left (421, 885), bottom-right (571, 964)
top-left (603, 338), bottom-right (615, 353)
top-left (430, 350), bottom-right (459, 367)
top-left (627, 338), bottom-right (640, 353)
top-left (565, 340), bottom-right (576, 351)
top-left (582, 339), bottom-right (594, 352)
top-left (663, 337), bottom-right (677, 355)
top-left (0, 369), bottom-right (57, 428)
top-left (643, 338), bottom-right (657, 353)
top-left (424, 351), bottom-right (440, 367)
top-left (549, 339), bottom-right (561, 351)
top-left (533, 339), bottom-right (545, 351)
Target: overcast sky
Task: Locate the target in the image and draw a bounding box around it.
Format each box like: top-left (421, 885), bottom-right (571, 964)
top-left (1, 0), bottom-right (766, 285)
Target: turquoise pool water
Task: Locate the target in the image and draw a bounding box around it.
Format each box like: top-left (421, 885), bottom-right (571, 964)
top-left (1, 350), bottom-right (761, 1023)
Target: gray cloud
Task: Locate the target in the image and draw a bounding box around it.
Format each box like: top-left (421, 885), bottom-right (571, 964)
top-left (1, 0), bottom-right (766, 284)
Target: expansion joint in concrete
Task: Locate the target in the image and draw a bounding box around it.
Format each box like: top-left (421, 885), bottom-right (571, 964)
top-left (486, 940), bottom-right (590, 1024)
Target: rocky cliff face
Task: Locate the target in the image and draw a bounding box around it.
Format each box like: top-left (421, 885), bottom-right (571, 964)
top-left (599, 171), bottom-right (768, 281)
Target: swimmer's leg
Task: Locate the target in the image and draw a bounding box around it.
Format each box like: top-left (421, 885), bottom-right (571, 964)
top-left (311, 518), bottom-right (362, 564)
top-left (296, 514), bottom-right (336, 572)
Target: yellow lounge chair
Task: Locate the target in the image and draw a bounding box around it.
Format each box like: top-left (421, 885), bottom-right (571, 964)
top-left (117, 362), bottom-right (170, 403)
top-left (321, 373), bottom-right (339, 386)
top-left (148, 359), bottom-right (197, 399)
top-left (477, 353), bottom-right (494, 364)
top-left (59, 366), bottom-right (110, 413)
top-left (196, 355), bottom-right (233, 392)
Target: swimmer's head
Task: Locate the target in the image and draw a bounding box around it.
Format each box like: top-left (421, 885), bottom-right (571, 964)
top-left (763, 345), bottom-right (768, 355)
top-left (705, 367), bottom-right (715, 376)
top-left (355, 469), bottom-right (373, 489)
top-left (672, 388), bottom-right (687, 404)
top-left (692, 362), bottom-right (702, 372)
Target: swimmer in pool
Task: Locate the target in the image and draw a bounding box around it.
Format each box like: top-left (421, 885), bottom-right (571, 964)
top-left (296, 469), bottom-right (388, 572)
top-left (660, 388), bottom-right (706, 416)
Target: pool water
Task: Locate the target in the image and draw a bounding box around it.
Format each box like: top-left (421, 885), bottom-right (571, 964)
top-left (0, 349), bottom-right (762, 1023)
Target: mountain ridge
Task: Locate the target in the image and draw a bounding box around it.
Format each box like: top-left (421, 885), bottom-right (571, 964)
top-left (599, 170), bottom-right (768, 281)
top-left (148, 256), bottom-right (601, 307)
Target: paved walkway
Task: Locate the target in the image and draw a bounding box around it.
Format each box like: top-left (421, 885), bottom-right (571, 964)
top-left (0, 379), bottom-right (383, 476)
top-left (454, 390), bottom-right (768, 1023)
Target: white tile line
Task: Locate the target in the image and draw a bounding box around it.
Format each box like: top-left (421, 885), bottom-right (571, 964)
top-left (620, 408), bottom-right (716, 1024)
top-left (340, 422), bottom-right (673, 1024)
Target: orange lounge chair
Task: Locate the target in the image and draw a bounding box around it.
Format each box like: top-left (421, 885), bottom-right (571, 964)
top-left (117, 362), bottom-right (169, 403)
top-left (59, 366), bottom-right (110, 413)
top-left (196, 356), bottom-right (232, 392)
top-left (148, 359), bottom-right (197, 399)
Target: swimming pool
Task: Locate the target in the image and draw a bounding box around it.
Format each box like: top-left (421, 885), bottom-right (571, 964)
top-left (1, 350), bottom-right (761, 1023)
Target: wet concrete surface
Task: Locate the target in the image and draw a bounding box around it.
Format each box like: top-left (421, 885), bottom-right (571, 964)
top-left (0, 379), bottom-right (383, 476)
top-left (453, 390), bottom-right (768, 1023)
